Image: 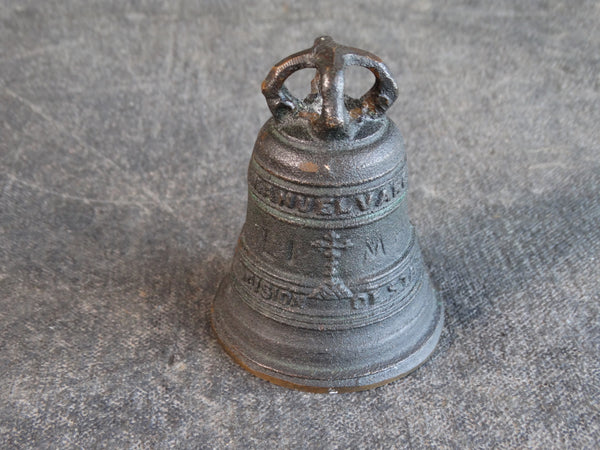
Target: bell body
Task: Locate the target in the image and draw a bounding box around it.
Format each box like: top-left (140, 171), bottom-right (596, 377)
top-left (212, 37), bottom-right (443, 391)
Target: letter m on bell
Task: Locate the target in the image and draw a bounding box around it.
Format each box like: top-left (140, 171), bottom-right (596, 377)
top-left (365, 236), bottom-right (385, 261)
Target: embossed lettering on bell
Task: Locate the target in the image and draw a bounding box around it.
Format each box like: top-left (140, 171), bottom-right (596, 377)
top-left (212, 36), bottom-right (444, 392)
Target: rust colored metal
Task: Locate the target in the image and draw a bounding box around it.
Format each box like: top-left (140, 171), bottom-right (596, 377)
top-left (212, 36), bottom-right (444, 392)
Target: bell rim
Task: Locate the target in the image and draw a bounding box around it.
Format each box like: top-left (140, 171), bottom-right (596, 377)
top-left (211, 279), bottom-right (444, 393)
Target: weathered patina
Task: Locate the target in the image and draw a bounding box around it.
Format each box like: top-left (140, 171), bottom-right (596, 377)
top-left (211, 36), bottom-right (444, 392)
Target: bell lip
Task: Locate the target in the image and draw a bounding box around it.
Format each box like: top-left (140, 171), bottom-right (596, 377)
top-left (211, 277), bottom-right (444, 393)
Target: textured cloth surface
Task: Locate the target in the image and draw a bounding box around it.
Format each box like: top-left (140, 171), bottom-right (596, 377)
top-left (1, 0), bottom-right (599, 448)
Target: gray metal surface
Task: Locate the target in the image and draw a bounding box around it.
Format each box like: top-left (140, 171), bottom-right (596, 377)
top-left (212, 37), bottom-right (443, 391)
top-left (1, 0), bottom-right (599, 447)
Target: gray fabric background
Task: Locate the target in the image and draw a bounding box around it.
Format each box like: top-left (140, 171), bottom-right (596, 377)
top-left (1, 0), bottom-right (598, 448)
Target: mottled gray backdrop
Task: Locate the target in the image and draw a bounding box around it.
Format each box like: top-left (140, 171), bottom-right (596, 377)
top-left (1, 0), bottom-right (598, 448)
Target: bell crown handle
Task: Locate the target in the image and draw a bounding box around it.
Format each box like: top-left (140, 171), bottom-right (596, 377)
top-left (262, 36), bottom-right (398, 136)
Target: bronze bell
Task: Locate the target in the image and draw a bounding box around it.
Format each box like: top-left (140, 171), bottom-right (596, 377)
top-left (212, 36), bottom-right (444, 392)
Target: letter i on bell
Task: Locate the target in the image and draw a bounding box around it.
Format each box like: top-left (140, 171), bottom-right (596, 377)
top-left (212, 36), bottom-right (444, 392)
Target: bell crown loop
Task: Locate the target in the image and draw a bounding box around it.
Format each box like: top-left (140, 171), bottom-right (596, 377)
top-left (262, 36), bottom-right (399, 139)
